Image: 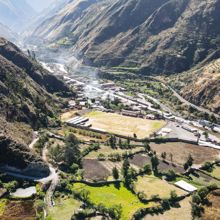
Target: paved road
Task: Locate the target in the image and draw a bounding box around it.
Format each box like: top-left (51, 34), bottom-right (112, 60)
top-left (150, 77), bottom-right (219, 118)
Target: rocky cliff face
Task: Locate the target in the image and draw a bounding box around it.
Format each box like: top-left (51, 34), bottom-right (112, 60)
top-left (0, 37), bottom-right (71, 177)
top-left (31, 0), bottom-right (220, 75)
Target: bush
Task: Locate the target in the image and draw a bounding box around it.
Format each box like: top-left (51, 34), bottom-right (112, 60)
top-left (97, 153), bottom-right (105, 161)
top-left (201, 162), bottom-right (214, 172)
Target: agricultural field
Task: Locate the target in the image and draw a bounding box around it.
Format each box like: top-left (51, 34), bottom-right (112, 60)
top-left (82, 159), bottom-right (110, 181)
top-left (188, 171), bottom-right (220, 188)
top-left (129, 153), bottom-right (184, 173)
top-left (47, 197), bottom-right (81, 220)
top-left (61, 110), bottom-right (78, 121)
top-left (85, 111), bottom-right (166, 138)
top-left (143, 197), bottom-right (192, 220)
top-left (85, 145), bottom-right (144, 159)
top-left (134, 175), bottom-right (185, 199)
top-left (72, 183), bottom-right (156, 220)
top-left (150, 142), bottom-right (220, 165)
top-left (55, 126), bottom-right (107, 142)
top-left (202, 189), bottom-right (220, 220)
top-left (203, 165), bottom-right (220, 180)
top-left (0, 199), bottom-right (36, 220)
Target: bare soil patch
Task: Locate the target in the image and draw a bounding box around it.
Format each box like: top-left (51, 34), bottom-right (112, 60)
top-left (150, 142), bottom-right (220, 165)
top-left (82, 159), bottom-right (110, 181)
top-left (1, 200), bottom-right (36, 220)
top-left (129, 153), bottom-right (184, 173)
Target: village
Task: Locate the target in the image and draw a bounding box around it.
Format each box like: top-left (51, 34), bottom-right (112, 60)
top-left (1, 62), bottom-right (220, 220)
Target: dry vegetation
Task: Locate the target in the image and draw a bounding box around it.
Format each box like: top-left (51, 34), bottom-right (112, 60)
top-left (85, 111), bottom-right (166, 138)
top-left (134, 175), bottom-right (185, 199)
top-left (202, 190), bottom-right (220, 220)
top-left (143, 197), bottom-right (192, 220)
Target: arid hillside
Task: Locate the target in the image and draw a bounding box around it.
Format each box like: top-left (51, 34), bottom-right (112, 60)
top-left (0, 37), bottom-right (71, 177)
top-left (32, 0), bottom-right (220, 75)
top-left (168, 58), bottom-right (220, 114)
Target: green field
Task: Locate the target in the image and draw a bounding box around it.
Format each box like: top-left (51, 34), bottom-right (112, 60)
top-left (0, 199), bottom-right (7, 216)
top-left (72, 183), bottom-right (155, 219)
top-left (47, 198), bottom-right (81, 220)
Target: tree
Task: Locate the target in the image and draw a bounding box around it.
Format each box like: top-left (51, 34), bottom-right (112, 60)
top-left (118, 138), bottom-right (122, 149)
top-left (184, 154), bottom-right (194, 170)
top-left (34, 200), bottom-right (45, 219)
top-left (109, 135), bottom-right (117, 149)
top-left (170, 190), bottom-right (178, 202)
top-left (143, 164), bottom-right (152, 175)
top-left (192, 203), bottom-right (203, 218)
top-left (201, 161), bottom-right (213, 172)
top-left (49, 144), bottom-right (63, 162)
top-left (80, 189), bottom-right (90, 202)
top-left (166, 170), bottom-right (176, 181)
top-left (133, 133), bottom-right (137, 139)
top-left (197, 187), bottom-right (209, 200)
top-left (203, 131), bottom-right (209, 140)
top-left (169, 153), bottom-right (173, 163)
top-left (112, 167), bottom-right (119, 180)
top-left (122, 159), bottom-right (130, 178)
top-left (161, 152), bottom-right (167, 161)
top-left (192, 194), bottom-right (201, 204)
top-left (151, 155), bottom-right (159, 174)
top-left (108, 205), bottom-right (122, 219)
top-left (64, 133), bottom-right (81, 166)
top-left (143, 141), bottom-right (151, 152)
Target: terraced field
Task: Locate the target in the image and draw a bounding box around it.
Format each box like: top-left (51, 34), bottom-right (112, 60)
top-left (72, 183), bottom-right (156, 220)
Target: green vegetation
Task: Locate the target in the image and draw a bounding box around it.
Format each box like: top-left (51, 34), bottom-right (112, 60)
top-left (0, 199), bottom-right (7, 216)
top-left (47, 198), bottom-right (81, 220)
top-left (72, 183), bottom-right (154, 219)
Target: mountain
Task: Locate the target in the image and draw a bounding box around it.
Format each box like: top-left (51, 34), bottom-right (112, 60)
top-left (27, 0), bottom-right (56, 12)
top-left (0, 0), bottom-right (36, 32)
top-left (0, 22), bottom-right (17, 42)
top-left (168, 58), bottom-right (220, 114)
top-left (0, 37), bottom-right (71, 177)
top-left (24, 0), bottom-right (69, 37)
top-left (31, 0), bottom-right (220, 75)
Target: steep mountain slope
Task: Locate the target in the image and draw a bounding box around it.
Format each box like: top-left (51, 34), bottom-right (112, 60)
top-left (32, 0), bottom-right (220, 75)
top-left (0, 37), bottom-right (71, 177)
top-left (25, 0), bottom-right (69, 36)
top-left (168, 58), bottom-right (220, 114)
top-left (0, 0), bottom-right (36, 32)
top-left (0, 22), bottom-right (17, 42)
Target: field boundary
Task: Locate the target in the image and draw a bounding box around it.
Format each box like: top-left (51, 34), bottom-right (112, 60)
top-left (66, 123), bottom-right (199, 145)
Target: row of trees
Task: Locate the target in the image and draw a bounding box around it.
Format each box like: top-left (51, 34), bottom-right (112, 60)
top-left (48, 133), bottom-right (81, 173)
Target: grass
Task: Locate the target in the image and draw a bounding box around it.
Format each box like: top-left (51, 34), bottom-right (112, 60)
top-left (0, 199), bottom-right (7, 216)
top-left (72, 183), bottom-right (155, 220)
top-left (210, 166), bottom-right (220, 179)
top-left (86, 145), bottom-right (144, 159)
top-left (47, 197), bottom-right (81, 220)
top-left (85, 111), bottom-right (166, 139)
top-left (134, 175), bottom-right (185, 199)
